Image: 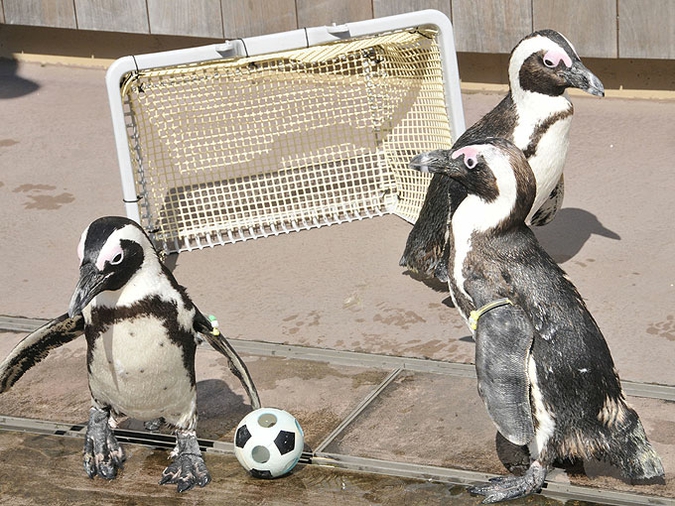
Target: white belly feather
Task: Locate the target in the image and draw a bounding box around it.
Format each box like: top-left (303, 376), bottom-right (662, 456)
top-left (512, 92), bottom-right (573, 223)
top-left (525, 118), bottom-right (571, 223)
top-left (88, 315), bottom-right (196, 428)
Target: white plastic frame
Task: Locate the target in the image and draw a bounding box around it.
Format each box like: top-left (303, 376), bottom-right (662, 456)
top-left (105, 9), bottom-right (465, 225)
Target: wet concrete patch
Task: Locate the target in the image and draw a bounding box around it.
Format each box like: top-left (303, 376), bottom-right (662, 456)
top-left (0, 430), bottom-right (575, 505)
top-left (1, 327), bottom-right (673, 503)
top-left (646, 314), bottom-right (675, 341)
top-left (12, 183), bottom-right (75, 209)
top-left (2, 324), bottom-right (674, 503)
top-left (13, 184), bottom-right (57, 193)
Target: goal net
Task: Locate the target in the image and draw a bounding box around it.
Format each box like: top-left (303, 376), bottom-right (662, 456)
top-left (106, 10), bottom-right (464, 253)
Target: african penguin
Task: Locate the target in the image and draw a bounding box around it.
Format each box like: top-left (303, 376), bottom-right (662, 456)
top-left (409, 139), bottom-right (664, 503)
top-left (400, 29), bottom-right (604, 282)
top-left (0, 216), bottom-right (261, 492)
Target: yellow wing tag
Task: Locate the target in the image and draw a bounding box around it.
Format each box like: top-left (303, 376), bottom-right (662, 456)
top-left (469, 298), bottom-right (513, 331)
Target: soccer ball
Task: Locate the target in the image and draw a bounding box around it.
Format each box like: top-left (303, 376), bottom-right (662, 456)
top-left (234, 408), bottom-right (304, 478)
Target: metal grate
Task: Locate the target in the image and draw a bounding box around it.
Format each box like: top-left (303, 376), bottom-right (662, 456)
top-left (108, 12), bottom-right (464, 253)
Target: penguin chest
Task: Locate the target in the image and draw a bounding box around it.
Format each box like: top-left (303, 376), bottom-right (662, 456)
top-left (512, 96), bottom-right (573, 222)
top-left (446, 230), bottom-right (475, 325)
top-left (87, 315), bottom-right (196, 427)
top-left (525, 116), bottom-right (571, 216)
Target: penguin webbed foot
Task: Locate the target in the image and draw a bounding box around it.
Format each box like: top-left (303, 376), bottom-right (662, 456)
top-left (160, 454), bottom-right (210, 492)
top-left (83, 407), bottom-right (125, 480)
top-left (160, 430), bottom-right (211, 492)
top-left (469, 461), bottom-right (547, 503)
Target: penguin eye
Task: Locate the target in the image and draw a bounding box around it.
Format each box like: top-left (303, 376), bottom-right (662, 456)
top-left (110, 252), bottom-right (124, 265)
top-left (543, 56), bottom-right (557, 68)
top-left (464, 156), bottom-right (477, 169)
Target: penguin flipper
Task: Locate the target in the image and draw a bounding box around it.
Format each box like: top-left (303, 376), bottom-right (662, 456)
top-left (399, 174), bottom-right (450, 280)
top-left (0, 313), bottom-right (84, 393)
top-left (530, 174), bottom-right (564, 226)
top-left (400, 173), bottom-right (465, 282)
top-left (474, 304), bottom-right (535, 446)
top-left (194, 313), bottom-right (262, 410)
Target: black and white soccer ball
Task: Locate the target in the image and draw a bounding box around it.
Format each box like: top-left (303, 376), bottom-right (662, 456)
top-left (234, 408), bottom-right (304, 479)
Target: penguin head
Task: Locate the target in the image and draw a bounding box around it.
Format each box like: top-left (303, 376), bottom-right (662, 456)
top-left (68, 216), bottom-right (159, 316)
top-left (509, 29), bottom-right (604, 99)
top-left (409, 139), bottom-right (535, 230)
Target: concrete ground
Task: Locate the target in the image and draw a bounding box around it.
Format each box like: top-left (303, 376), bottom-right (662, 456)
top-left (0, 59), bottom-right (674, 505)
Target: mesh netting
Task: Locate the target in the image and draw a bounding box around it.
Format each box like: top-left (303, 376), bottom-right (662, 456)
top-left (121, 28), bottom-right (456, 253)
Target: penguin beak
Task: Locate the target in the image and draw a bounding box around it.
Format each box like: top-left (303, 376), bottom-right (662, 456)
top-left (562, 61), bottom-right (605, 97)
top-left (68, 262), bottom-right (110, 317)
top-left (409, 150), bottom-right (460, 176)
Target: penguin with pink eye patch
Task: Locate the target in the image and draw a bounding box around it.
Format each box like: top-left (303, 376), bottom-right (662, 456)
top-left (0, 216), bottom-right (261, 492)
top-left (409, 139), bottom-right (664, 503)
top-left (401, 29), bottom-right (605, 282)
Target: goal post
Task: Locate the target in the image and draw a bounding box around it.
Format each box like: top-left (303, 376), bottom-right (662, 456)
top-left (106, 9), bottom-right (465, 254)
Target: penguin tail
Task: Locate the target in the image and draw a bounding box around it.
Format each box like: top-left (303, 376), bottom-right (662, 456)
top-left (600, 400), bottom-right (664, 481)
top-left (619, 423), bottom-right (664, 481)
top-left (631, 444), bottom-right (665, 481)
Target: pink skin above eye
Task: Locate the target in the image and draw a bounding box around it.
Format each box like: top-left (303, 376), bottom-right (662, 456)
top-left (452, 146), bottom-right (480, 168)
top-left (543, 49), bottom-right (572, 68)
top-left (95, 242), bottom-right (124, 271)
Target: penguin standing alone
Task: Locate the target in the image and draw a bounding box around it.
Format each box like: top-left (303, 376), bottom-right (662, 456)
top-left (401, 29), bottom-right (605, 282)
top-left (408, 139), bottom-right (664, 502)
top-left (0, 216), bottom-right (261, 492)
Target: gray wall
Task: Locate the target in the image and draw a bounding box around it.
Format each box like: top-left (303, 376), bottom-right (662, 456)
top-left (1, 0), bottom-right (674, 59)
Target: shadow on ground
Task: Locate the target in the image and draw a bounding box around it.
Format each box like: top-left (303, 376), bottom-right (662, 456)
top-left (534, 207), bottom-right (620, 263)
top-left (0, 59), bottom-right (40, 99)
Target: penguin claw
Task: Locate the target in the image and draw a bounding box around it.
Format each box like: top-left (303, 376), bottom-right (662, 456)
top-left (159, 453), bottom-right (211, 492)
top-left (160, 430), bottom-right (211, 492)
top-left (83, 407), bottom-right (125, 480)
top-left (468, 461), bottom-right (547, 503)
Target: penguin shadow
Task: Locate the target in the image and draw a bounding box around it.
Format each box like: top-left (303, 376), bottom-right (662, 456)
top-left (401, 269), bottom-right (449, 293)
top-left (495, 432), bottom-right (583, 477)
top-left (401, 271), bottom-right (475, 342)
top-left (533, 208), bottom-right (621, 263)
top-left (195, 378), bottom-right (253, 437)
top-left (0, 58), bottom-right (40, 99)
top-left (116, 379), bottom-right (250, 439)
top-left (494, 432), bottom-right (666, 486)
top-left (458, 334), bottom-right (475, 344)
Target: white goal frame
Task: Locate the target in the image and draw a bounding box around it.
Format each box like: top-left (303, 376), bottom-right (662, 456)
top-left (105, 9), bottom-right (465, 253)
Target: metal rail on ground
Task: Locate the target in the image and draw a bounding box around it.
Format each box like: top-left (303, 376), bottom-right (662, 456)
top-left (1, 315), bottom-right (673, 402)
top-left (0, 415), bottom-right (671, 506)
